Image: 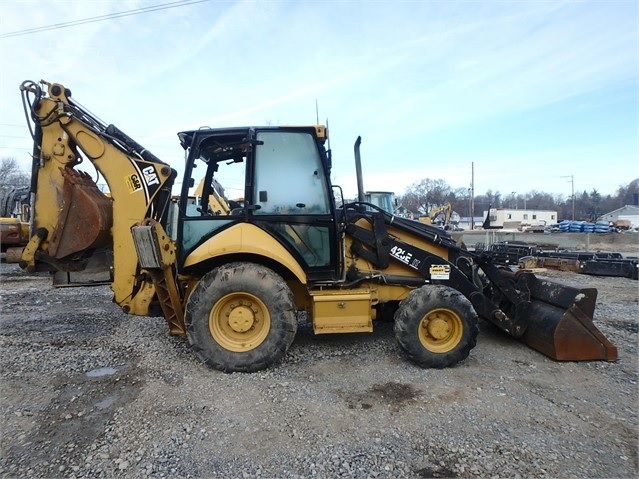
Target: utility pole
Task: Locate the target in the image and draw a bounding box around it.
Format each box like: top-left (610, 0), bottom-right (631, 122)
top-left (470, 162), bottom-right (475, 230)
top-left (571, 176), bottom-right (575, 221)
top-left (561, 175), bottom-right (575, 220)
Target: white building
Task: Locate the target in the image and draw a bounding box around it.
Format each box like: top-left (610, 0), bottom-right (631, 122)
top-left (482, 208), bottom-right (558, 230)
top-left (599, 205), bottom-right (639, 228)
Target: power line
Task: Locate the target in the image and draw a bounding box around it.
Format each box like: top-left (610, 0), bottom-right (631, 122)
top-left (1, 0), bottom-right (212, 38)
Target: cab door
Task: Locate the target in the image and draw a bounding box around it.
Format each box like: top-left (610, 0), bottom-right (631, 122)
top-left (250, 129), bottom-right (339, 282)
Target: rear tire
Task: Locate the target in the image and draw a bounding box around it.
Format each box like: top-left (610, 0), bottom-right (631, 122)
top-left (394, 285), bottom-right (478, 368)
top-left (185, 262), bottom-right (297, 373)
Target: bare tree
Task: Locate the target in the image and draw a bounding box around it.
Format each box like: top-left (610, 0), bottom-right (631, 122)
top-left (617, 178), bottom-right (639, 206)
top-left (0, 158), bottom-right (29, 187)
top-left (399, 177), bottom-right (637, 222)
top-left (401, 178), bottom-right (452, 214)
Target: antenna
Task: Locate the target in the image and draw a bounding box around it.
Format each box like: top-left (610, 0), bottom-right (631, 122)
top-left (315, 99), bottom-right (319, 125)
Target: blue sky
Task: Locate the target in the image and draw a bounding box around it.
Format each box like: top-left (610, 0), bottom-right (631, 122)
top-left (0, 0), bottom-right (637, 200)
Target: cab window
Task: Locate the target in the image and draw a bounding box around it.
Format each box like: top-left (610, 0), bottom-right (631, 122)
top-left (253, 131), bottom-right (330, 215)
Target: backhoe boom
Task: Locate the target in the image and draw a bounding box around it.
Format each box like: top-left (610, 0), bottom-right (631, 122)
top-left (20, 80), bottom-right (176, 316)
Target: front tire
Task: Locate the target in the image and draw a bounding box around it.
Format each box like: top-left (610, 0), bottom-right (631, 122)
top-left (185, 263), bottom-right (297, 373)
top-left (394, 285), bottom-right (478, 368)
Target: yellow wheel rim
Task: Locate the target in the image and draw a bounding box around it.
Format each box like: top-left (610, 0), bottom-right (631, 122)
top-left (418, 308), bottom-right (463, 353)
top-left (209, 292), bottom-right (271, 352)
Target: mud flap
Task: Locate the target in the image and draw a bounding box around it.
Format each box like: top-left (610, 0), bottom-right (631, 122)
top-left (517, 273), bottom-right (618, 361)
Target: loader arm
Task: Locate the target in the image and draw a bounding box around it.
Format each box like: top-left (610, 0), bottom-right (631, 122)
top-left (19, 80), bottom-right (177, 315)
top-left (344, 208), bottom-right (528, 333)
top-left (343, 203), bottom-right (617, 362)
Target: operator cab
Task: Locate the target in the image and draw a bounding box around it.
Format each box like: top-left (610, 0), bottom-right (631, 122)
top-left (364, 191), bottom-right (396, 215)
top-left (175, 126), bottom-right (339, 281)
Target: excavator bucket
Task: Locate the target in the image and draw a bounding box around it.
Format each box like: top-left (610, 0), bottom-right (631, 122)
top-left (516, 272), bottom-right (617, 361)
top-left (47, 168), bottom-right (113, 259)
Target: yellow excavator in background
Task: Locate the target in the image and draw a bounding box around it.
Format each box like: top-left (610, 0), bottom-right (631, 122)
top-left (419, 203), bottom-right (453, 229)
top-left (16, 79), bottom-right (617, 372)
top-left (0, 186), bottom-right (30, 261)
top-left (192, 177), bottom-right (233, 216)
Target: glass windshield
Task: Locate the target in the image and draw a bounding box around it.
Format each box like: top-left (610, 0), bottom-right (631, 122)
top-left (253, 131), bottom-right (330, 215)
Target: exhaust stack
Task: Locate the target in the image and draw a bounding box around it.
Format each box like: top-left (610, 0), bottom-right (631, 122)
top-left (353, 136), bottom-right (365, 203)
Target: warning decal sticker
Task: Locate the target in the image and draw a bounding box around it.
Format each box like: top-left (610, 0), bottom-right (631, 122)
top-left (429, 264), bottom-right (450, 280)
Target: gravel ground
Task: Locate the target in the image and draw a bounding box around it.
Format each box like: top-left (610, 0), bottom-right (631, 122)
top-left (0, 260), bottom-right (637, 479)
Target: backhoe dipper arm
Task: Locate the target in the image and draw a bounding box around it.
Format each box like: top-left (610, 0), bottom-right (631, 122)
top-left (20, 80), bottom-right (176, 315)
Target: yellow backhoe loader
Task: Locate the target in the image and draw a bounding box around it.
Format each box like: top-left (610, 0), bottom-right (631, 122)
top-left (17, 80), bottom-right (617, 372)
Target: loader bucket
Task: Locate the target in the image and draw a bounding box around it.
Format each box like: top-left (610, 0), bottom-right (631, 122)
top-left (47, 168), bottom-right (113, 259)
top-left (516, 272), bottom-right (617, 361)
